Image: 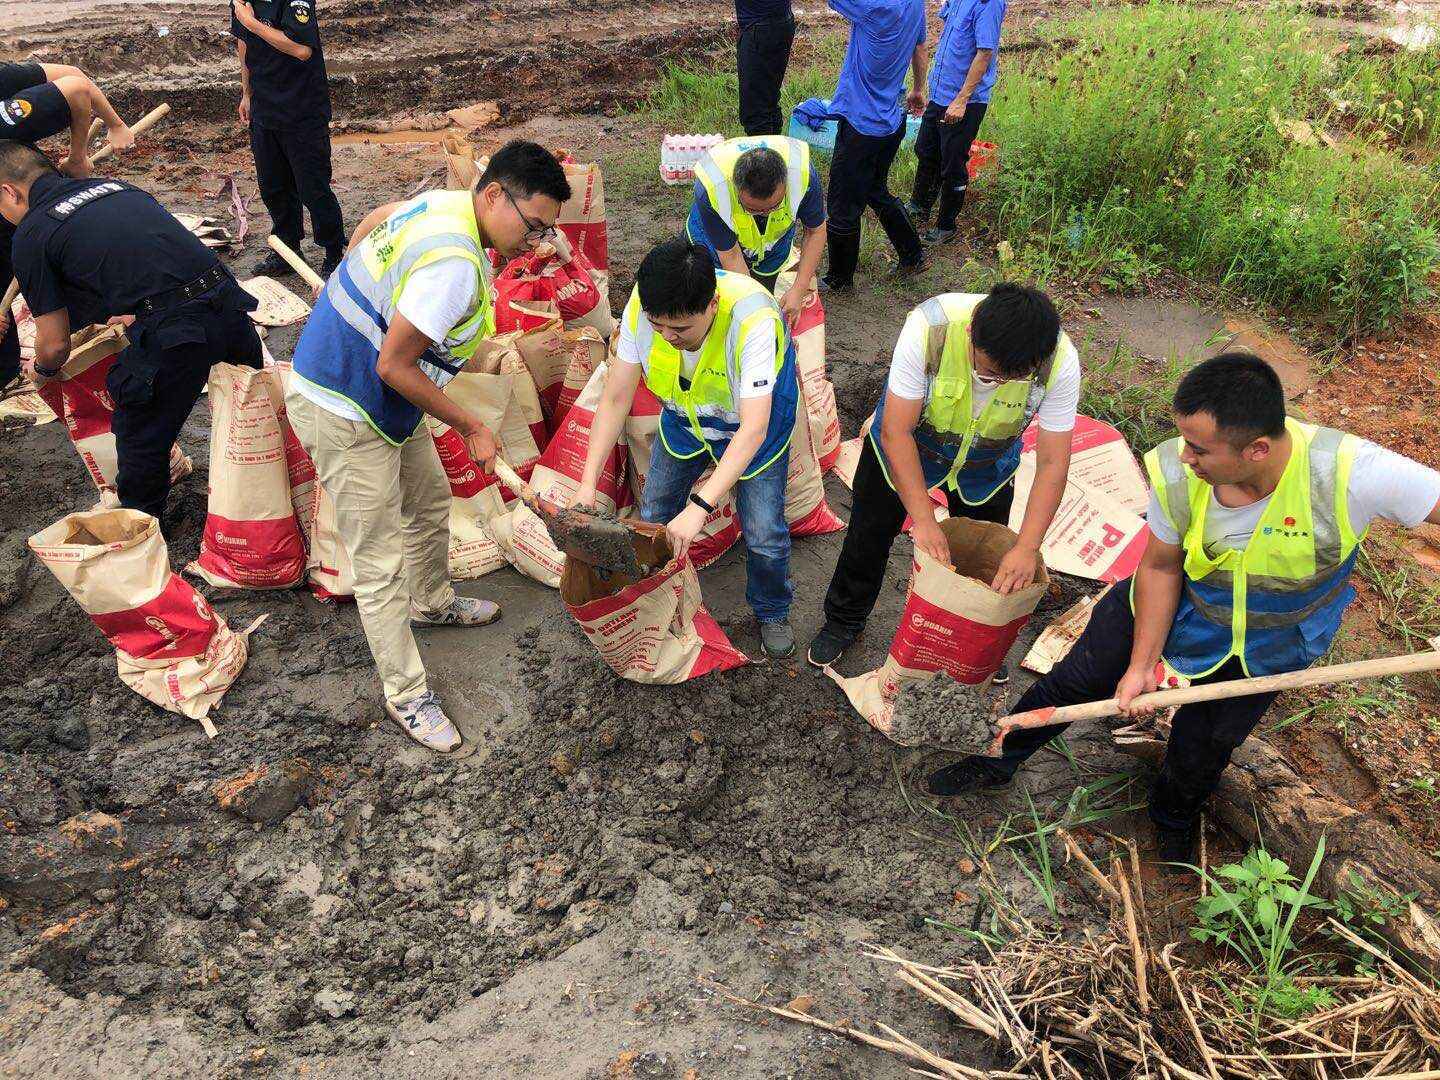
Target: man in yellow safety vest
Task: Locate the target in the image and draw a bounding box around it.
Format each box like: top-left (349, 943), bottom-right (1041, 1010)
top-left (286, 140), bottom-right (572, 753)
top-left (924, 352), bottom-right (1440, 862)
top-left (686, 135), bottom-right (827, 325)
top-left (573, 238), bottom-right (800, 659)
top-left (808, 283), bottom-right (1080, 670)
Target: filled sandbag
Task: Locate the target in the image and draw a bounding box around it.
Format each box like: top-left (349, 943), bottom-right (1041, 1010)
top-left (187, 363), bottom-right (306, 590)
top-left (561, 528), bottom-right (748, 684)
top-left (34, 324), bottom-right (193, 504)
top-left (494, 238), bottom-right (614, 339)
top-left (429, 419), bottom-right (509, 580)
top-left (448, 333), bottom-right (548, 475)
top-left (512, 317), bottom-right (608, 437)
top-left (783, 383), bottom-right (845, 537)
top-left (29, 509), bottom-right (256, 733)
top-left (529, 361), bottom-right (631, 516)
top-left (776, 272), bottom-right (841, 471)
top-left (829, 518), bottom-right (1048, 744)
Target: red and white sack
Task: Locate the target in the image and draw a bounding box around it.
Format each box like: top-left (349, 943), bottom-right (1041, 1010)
top-left (829, 518), bottom-right (1048, 743)
top-left (187, 364), bottom-right (306, 590)
top-left (512, 317), bottom-right (608, 437)
top-left (784, 386), bottom-right (845, 537)
top-left (623, 381), bottom-right (740, 568)
top-left (553, 149), bottom-right (609, 289)
top-left (777, 273), bottom-right (841, 471)
top-left (29, 510), bottom-right (256, 732)
top-left (561, 530), bottom-right (748, 684)
top-left (528, 361), bottom-right (631, 516)
top-left (34, 325), bottom-right (193, 504)
top-left (448, 334), bottom-right (548, 474)
top-left (494, 236), bottom-right (614, 339)
top-left (429, 419), bottom-right (509, 580)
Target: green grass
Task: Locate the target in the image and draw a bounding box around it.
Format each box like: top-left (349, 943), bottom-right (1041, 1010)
top-left (627, 2), bottom-right (1440, 334)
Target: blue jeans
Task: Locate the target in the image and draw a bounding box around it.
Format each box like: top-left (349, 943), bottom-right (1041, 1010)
top-left (640, 441), bottom-right (794, 623)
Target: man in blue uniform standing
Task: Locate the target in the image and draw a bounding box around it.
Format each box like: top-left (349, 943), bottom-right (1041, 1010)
top-left (685, 135), bottom-right (827, 324)
top-left (0, 141), bottom-right (263, 525)
top-left (820, 0), bottom-right (928, 292)
top-left (232, 0), bottom-right (346, 279)
top-left (908, 0), bottom-right (1006, 243)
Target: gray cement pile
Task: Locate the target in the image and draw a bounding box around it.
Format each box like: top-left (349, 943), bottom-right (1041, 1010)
top-left (888, 674), bottom-right (1010, 751)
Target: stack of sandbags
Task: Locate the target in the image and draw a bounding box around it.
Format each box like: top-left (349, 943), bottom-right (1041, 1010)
top-left (776, 272), bottom-right (841, 472)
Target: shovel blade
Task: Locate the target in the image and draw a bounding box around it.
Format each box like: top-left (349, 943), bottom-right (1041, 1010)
top-left (535, 502), bottom-right (657, 579)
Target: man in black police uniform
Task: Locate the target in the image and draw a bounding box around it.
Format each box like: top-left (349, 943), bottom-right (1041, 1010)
top-left (0, 141), bottom-right (263, 524)
top-left (231, 0), bottom-right (345, 278)
top-left (0, 60), bottom-right (134, 388)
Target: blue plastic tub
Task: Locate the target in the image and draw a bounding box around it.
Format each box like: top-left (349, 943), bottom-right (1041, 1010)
top-left (787, 100), bottom-right (922, 153)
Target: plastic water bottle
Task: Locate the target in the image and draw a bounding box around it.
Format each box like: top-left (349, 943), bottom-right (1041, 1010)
top-left (659, 133), bottom-right (726, 185)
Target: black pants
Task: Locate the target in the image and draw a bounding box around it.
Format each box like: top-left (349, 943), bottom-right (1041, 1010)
top-left (249, 120), bottom-right (346, 255)
top-left (826, 116), bottom-right (923, 265)
top-left (110, 293), bottom-right (264, 521)
top-left (737, 14), bottom-right (795, 136)
top-left (992, 583), bottom-right (1280, 831)
top-left (0, 219), bottom-right (17, 387)
top-left (822, 436), bottom-right (1013, 636)
top-left (911, 100), bottom-right (988, 227)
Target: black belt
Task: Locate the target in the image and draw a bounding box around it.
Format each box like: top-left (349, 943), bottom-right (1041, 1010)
top-left (133, 265), bottom-right (229, 319)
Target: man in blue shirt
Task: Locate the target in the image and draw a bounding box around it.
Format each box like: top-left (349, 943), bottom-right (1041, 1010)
top-left (907, 0), bottom-right (1005, 243)
top-left (735, 0), bottom-right (795, 135)
top-left (820, 0), bottom-right (928, 293)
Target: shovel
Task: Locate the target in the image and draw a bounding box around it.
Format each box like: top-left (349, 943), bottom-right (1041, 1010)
top-left (965, 644), bottom-right (1440, 758)
top-left (488, 456), bottom-right (658, 579)
top-left (92, 102), bottom-right (170, 165)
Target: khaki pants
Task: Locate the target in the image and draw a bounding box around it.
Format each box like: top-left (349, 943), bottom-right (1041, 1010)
top-left (286, 388), bottom-right (455, 705)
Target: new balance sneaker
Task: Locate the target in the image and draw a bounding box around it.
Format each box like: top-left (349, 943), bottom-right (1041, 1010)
top-left (806, 623), bottom-right (856, 668)
top-left (411, 595), bottom-right (501, 627)
top-left (924, 756), bottom-right (1014, 796)
top-left (384, 691), bottom-right (462, 753)
top-left (759, 620), bottom-right (796, 660)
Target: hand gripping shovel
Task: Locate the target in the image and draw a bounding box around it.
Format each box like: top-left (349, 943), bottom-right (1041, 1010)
top-left (968, 644), bottom-right (1440, 758)
top-left (488, 456), bottom-right (659, 579)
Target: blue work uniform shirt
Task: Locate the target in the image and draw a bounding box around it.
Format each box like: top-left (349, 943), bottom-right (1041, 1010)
top-left (685, 161), bottom-right (827, 274)
top-left (826, 0), bottom-right (927, 137)
top-left (928, 0), bottom-right (1005, 106)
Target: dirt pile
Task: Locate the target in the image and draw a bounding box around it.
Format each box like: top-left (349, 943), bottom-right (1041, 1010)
top-left (888, 674), bottom-right (1009, 751)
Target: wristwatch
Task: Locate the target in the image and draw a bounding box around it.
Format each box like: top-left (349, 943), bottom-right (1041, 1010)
top-left (33, 363), bottom-right (62, 379)
top-left (688, 492), bottom-right (716, 514)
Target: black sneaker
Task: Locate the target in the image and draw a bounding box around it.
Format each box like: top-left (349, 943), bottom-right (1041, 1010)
top-left (903, 199), bottom-right (931, 223)
top-left (990, 663), bottom-right (1010, 686)
top-left (922, 226), bottom-right (958, 244)
top-left (806, 623), bottom-right (855, 668)
top-left (320, 247), bottom-right (345, 277)
top-left (924, 756), bottom-right (1014, 796)
top-left (759, 620), bottom-right (796, 660)
top-left (818, 274), bottom-right (854, 296)
top-left (1155, 824), bottom-right (1198, 864)
top-left (888, 256), bottom-right (928, 280)
top-left (253, 250), bottom-right (300, 278)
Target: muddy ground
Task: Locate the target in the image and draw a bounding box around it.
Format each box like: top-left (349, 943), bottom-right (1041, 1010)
top-left (4, 2), bottom-right (1440, 1076)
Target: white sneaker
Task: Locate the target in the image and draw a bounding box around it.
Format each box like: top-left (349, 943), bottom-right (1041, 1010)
top-left (410, 595), bottom-right (501, 627)
top-left (384, 691), bottom-right (462, 753)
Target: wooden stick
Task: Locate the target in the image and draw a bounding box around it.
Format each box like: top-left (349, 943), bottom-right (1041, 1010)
top-left (265, 235), bottom-right (327, 292)
top-left (92, 102), bottom-right (170, 164)
top-left (1113, 859), bottom-right (1149, 1014)
top-left (1057, 828), bottom-right (1122, 902)
top-left (896, 967), bottom-right (1003, 1041)
top-left (1159, 945), bottom-right (1221, 1080)
top-left (2, 277), bottom-right (19, 314)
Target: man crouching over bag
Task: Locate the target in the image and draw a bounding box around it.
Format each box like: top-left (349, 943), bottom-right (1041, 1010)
top-left (286, 140), bottom-right (572, 752)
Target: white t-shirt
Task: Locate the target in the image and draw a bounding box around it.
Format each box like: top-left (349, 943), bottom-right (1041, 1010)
top-left (1146, 440), bottom-right (1440, 552)
top-left (886, 306), bottom-right (1082, 433)
top-left (616, 312), bottom-right (778, 434)
top-left (295, 257), bottom-right (482, 422)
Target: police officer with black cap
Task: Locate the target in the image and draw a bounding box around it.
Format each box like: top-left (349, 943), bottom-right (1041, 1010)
top-left (232, 0), bottom-right (346, 279)
top-left (0, 140), bottom-right (263, 524)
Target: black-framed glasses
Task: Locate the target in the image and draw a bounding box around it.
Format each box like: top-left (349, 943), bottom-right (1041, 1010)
top-left (502, 187), bottom-right (557, 243)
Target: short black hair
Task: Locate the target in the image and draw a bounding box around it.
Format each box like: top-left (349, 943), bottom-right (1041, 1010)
top-left (1173, 352), bottom-right (1287, 446)
top-left (0, 141), bottom-right (56, 187)
top-left (637, 238), bottom-right (717, 318)
top-left (970, 283), bottom-right (1062, 377)
top-left (733, 147), bottom-right (786, 200)
top-left (476, 140), bottom-right (572, 204)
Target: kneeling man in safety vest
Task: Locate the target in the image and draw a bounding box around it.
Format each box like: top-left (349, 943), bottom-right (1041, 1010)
top-left (685, 135), bottom-right (827, 326)
top-left (925, 353), bottom-right (1440, 860)
top-left (573, 237), bottom-right (800, 659)
top-left (808, 283), bottom-right (1080, 668)
top-left (286, 140), bottom-right (573, 753)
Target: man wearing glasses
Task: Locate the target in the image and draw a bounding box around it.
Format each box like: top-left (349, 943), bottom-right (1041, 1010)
top-left (807, 283), bottom-right (1079, 668)
top-left (285, 140), bottom-right (572, 753)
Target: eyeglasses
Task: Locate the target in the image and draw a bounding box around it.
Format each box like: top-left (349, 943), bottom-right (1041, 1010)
top-left (973, 370), bottom-right (1008, 388)
top-left (503, 187), bottom-right (557, 243)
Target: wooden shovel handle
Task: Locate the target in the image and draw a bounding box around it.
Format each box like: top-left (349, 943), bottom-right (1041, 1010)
top-left (2, 277), bottom-right (18, 314)
top-left (487, 455), bottom-right (538, 508)
top-left (92, 102), bottom-right (170, 164)
top-left (266, 236), bottom-right (327, 292)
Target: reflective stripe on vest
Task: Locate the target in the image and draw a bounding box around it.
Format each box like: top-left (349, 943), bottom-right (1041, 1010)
top-left (625, 272), bottom-right (791, 479)
top-left (871, 293), bottom-right (1067, 503)
top-left (694, 136), bottom-right (810, 264)
top-left (1140, 418), bottom-right (1364, 678)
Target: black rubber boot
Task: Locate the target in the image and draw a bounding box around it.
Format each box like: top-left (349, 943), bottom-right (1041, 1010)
top-left (820, 226), bottom-right (862, 294)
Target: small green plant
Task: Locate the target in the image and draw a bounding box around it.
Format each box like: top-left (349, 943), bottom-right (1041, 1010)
top-left (1328, 871), bottom-right (1416, 973)
top-left (1192, 838), bottom-right (1331, 1025)
top-left (1409, 773), bottom-right (1440, 801)
top-left (1009, 792), bottom-right (1060, 916)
